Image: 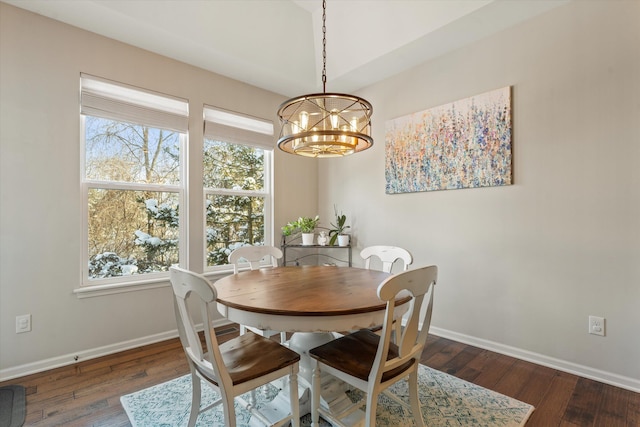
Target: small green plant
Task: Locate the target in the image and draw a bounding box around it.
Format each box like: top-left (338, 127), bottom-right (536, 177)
top-left (329, 206), bottom-right (350, 246)
top-left (281, 222), bottom-right (297, 237)
top-left (281, 215), bottom-right (320, 236)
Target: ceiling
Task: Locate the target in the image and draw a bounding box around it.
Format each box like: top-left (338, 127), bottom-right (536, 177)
top-left (5, 0), bottom-right (568, 97)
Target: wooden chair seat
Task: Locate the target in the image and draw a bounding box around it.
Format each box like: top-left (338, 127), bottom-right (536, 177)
top-left (208, 332), bottom-right (300, 386)
top-left (309, 329), bottom-right (415, 383)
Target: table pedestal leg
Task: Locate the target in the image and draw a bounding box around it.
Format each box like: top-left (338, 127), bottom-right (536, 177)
top-left (270, 332), bottom-right (365, 426)
top-left (288, 332), bottom-right (337, 383)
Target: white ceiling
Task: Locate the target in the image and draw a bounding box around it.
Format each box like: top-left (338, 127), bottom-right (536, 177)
top-left (5, 0), bottom-right (568, 97)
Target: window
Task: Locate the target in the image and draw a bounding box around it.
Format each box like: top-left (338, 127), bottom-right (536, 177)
top-left (79, 77), bottom-right (275, 289)
top-left (203, 107), bottom-right (274, 268)
top-left (81, 74), bottom-right (188, 284)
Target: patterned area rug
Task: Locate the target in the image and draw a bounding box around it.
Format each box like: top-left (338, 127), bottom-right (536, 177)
top-left (121, 365), bottom-right (534, 426)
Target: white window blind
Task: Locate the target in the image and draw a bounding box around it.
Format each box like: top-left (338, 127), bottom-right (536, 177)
top-left (80, 74), bottom-right (189, 133)
top-left (204, 106), bottom-right (274, 150)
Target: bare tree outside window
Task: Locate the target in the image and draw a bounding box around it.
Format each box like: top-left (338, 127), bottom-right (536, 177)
top-left (85, 116), bottom-right (181, 278)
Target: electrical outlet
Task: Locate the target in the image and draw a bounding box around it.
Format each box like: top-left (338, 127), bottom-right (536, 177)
top-left (16, 314), bottom-right (32, 333)
top-left (589, 315), bottom-right (605, 336)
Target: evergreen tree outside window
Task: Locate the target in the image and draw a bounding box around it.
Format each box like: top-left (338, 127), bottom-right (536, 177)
top-left (203, 107), bottom-right (274, 268)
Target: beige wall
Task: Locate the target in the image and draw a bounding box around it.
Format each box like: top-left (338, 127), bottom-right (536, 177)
top-left (318, 0), bottom-right (640, 389)
top-left (0, 2), bottom-right (316, 377)
top-left (2, 0), bottom-right (639, 391)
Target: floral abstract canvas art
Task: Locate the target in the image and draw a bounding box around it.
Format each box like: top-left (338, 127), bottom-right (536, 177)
top-left (385, 87), bottom-right (512, 194)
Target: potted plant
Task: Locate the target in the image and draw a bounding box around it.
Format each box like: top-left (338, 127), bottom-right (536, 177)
top-left (329, 207), bottom-right (351, 246)
top-left (282, 215), bottom-right (320, 245)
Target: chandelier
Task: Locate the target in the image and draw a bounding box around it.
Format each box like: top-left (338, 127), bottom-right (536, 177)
top-left (277, 0), bottom-right (373, 158)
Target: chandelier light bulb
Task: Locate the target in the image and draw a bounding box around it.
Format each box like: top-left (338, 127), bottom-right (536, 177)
top-left (299, 111), bottom-right (309, 130)
top-left (350, 117), bottom-right (358, 132)
top-left (330, 110), bottom-right (339, 129)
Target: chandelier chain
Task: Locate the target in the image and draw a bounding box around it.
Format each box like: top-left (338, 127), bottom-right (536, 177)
top-left (322, 0), bottom-right (327, 93)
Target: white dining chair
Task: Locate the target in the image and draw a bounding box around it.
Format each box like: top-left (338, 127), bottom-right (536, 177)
top-left (360, 245), bottom-right (413, 273)
top-left (228, 245), bottom-right (287, 343)
top-left (309, 265), bottom-right (437, 427)
top-left (360, 245), bottom-right (414, 340)
top-left (170, 266), bottom-right (300, 427)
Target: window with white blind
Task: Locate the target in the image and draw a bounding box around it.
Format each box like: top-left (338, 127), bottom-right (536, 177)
top-left (79, 76), bottom-right (276, 287)
top-left (80, 74), bottom-right (187, 284)
top-left (203, 106), bottom-right (274, 268)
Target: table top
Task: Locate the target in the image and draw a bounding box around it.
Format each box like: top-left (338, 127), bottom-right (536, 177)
top-left (215, 265), bottom-right (404, 317)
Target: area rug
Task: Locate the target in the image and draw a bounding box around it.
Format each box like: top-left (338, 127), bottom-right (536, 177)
top-left (121, 365), bottom-right (534, 426)
top-left (0, 385), bottom-right (26, 427)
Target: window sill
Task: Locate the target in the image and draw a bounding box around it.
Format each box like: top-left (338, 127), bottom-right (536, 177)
top-left (74, 276), bottom-right (171, 298)
top-left (74, 269), bottom-right (235, 298)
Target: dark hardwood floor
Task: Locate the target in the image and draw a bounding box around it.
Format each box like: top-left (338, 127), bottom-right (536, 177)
top-left (1, 325), bottom-right (638, 426)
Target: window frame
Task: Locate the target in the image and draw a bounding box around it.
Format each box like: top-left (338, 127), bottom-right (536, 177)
top-left (79, 75), bottom-right (188, 290)
top-left (202, 106), bottom-right (275, 273)
top-left (76, 80), bottom-right (276, 295)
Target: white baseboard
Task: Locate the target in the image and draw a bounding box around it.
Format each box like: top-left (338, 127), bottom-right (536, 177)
top-left (430, 326), bottom-right (640, 393)
top-left (3, 321), bottom-right (638, 394)
top-left (0, 319), bottom-right (233, 382)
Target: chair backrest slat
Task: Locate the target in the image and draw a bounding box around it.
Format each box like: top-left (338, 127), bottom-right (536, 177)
top-left (228, 245), bottom-right (283, 273)
top-left (360, 245), bottom-right (413, 273)
top-left (371, 265), bottom-right (437, 381)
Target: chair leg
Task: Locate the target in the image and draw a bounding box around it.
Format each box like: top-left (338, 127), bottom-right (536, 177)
top-left (409, 371), bottom-right (425, 427)
top-left (289, 370), bottom-right (300, 427)
top-left (365, 390), bottom-right (379, 427)
top-left (242, 328), bottom-right (257, 405)
top-left (222, 389), bottom-right (237, 427)
top-left (188, 374), bottom-right (201, 427)
top-left (280, 331), bottom-right (287, 343)
top-left (311, 364), bottom-right (321, 427)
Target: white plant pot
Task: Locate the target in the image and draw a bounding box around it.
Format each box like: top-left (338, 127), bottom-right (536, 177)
top-left (301, 233), bottom-right (315, 246)
top-left (337, 234), bottom-right (350, 247)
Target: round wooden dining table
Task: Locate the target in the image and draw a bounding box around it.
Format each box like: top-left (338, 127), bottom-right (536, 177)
top-left (215, 265), bottom-right (408, 419)
top-left (215, 265), bottom-right (397, 334)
